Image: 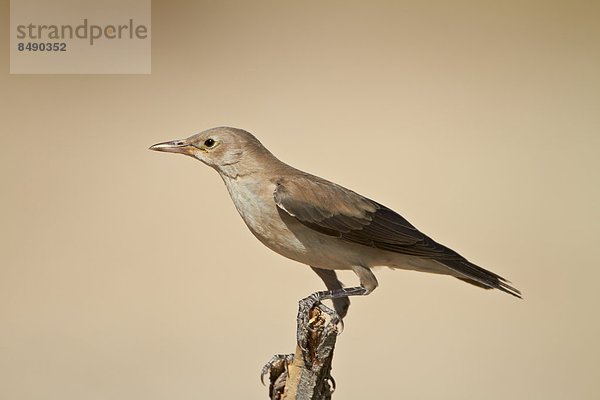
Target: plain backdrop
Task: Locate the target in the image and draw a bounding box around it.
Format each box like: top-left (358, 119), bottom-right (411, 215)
top-left (1, 1), bottom-right (599, 399)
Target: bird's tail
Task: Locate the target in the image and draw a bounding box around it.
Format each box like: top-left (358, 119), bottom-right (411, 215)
top-left (442, 259), bottom-right (522, 298)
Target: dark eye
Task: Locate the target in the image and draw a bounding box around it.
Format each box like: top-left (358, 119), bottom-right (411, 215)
top-left (204, 138), bottom-right (215, 147)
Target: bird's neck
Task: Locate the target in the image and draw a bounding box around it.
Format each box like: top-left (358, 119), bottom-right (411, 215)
top-left (217, 150), bottom-right (285, 180)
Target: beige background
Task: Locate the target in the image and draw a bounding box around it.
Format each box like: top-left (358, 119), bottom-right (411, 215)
top-left (1, 1), bottom-right (599, 399)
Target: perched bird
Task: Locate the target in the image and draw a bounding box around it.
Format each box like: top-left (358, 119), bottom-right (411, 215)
top-left (150, 127), bottom-right (520, 319)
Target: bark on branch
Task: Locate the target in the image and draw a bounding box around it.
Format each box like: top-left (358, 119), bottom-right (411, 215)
top-left (263, 305), bottom-right (338, 400)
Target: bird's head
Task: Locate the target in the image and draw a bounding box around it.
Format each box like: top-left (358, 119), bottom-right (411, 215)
top-left (150, 127), bottom-right (274, 177)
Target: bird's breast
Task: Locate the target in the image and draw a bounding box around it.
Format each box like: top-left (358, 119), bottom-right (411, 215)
top-left (222, 176), bottom-right (299, 249)
top-left (221, 175), bottom-right (356, 268)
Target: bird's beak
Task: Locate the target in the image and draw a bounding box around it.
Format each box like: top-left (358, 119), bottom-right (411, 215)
top-left (149, 139), bottom-right (195, 156)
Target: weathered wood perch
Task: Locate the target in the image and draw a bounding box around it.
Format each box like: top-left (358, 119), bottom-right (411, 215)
top-left (262, 304), bottom-right (339, 400)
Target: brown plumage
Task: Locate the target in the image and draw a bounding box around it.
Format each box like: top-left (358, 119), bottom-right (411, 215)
top-left (150, 126), bottom-right (521, 321)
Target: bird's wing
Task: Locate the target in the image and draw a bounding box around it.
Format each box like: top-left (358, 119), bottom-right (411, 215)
top-left (273, 175), bottom-right (463, 260)
top-left (274, 175), bottom-right (521, 298)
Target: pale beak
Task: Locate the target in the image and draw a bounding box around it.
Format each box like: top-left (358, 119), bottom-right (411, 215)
top-left (149, 139), bottom-right (195, 156)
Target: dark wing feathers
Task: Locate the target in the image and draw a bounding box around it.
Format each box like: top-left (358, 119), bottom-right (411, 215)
top-left (274, 176), bottom-right (521, 298)
top-left (274, 176), bottom-right (462, 259)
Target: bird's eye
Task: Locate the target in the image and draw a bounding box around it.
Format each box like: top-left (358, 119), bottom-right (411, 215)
top-left (204, 138), bottom-right (215, 147)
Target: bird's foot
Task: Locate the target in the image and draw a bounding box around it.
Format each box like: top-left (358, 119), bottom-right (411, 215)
top-left (261, 353), bottom-right (294, 399)
top-left (296, 294), bottom-right (341, 366)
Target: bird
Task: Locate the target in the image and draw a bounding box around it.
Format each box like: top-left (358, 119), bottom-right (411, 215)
top-left (149, 127), bottom-right (521, 320)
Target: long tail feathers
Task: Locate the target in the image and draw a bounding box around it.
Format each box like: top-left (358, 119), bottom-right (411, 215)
top-left (443, 260), bottom-right (522, 298)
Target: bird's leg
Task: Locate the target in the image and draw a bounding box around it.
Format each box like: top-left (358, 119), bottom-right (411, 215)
top-left (297, 267), bottom-right (377, 364)
top-left (296, 286), bottom-right (370, 358)
top-left (298, 286), bottom-right (369, 329)
top-left (310, 267), bottom-right (351, 319)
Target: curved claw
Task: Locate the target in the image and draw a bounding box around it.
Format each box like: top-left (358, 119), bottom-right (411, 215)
top-left (337, 317), bottom-right (345, 335)
top-left (328, 375), bottom-right (336, 392)
top-left (260, 354), bottom-right (294, 386)
top-left (260, 365), bottom-right (269, 386)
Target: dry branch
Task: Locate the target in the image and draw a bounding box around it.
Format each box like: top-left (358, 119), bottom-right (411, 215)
top-left (263, 305), bottom-right (338, 400)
